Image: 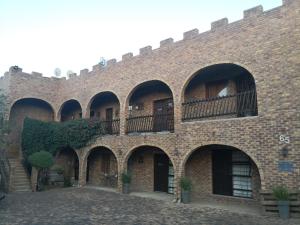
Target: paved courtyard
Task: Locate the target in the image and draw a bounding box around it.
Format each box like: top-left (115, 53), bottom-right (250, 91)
top-left (0, 187), bottom-right (299, 225)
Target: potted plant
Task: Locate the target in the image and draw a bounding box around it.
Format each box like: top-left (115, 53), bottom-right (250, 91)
top-left (180, 177), bottom-right (192, 204)
top-left (122, 172), bottom-right (131, 194)
top-left (272, 186), bottom-right (290, 219)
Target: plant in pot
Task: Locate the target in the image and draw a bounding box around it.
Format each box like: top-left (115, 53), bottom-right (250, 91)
top-left (272, 186), bottom-right (290, 219)
top-left (180, 177), bottom-right (192, 204)
top-left (122, 172), bottom-right (131, 194)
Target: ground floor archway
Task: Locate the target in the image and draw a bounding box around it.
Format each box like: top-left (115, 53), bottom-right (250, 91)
top-left (127, 146), bottom-right (175, 194)
top-left (184, 145), bottom-right (261, 203)
top-left (86, 147), bottom-right (118, 188)
top-left (54, 147), bottom-right (79, 184)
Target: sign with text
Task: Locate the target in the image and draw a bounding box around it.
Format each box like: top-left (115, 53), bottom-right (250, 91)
top-left (278, 161), bottom-right (294, 173)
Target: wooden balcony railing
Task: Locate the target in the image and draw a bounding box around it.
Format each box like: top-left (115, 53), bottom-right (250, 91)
top-left (182, 90), bottom-right (257, 121)
top-left (126, 114), bottom-right (174, 133)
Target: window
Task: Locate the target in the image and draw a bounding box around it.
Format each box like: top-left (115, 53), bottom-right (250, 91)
top-left (168, 160), bottom-right (174, 194)
top-left (232, 151), bottom-right (252, 198)
top-left (213, 150), bottom-right (252, 198)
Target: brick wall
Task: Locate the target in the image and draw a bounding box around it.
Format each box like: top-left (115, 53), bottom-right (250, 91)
top-left (3, 0), bottom-right (299, 204)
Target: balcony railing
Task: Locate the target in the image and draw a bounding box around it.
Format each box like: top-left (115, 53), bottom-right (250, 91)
top-left (126, 113), bottom-right (174, 133)
top-left (91, 119), bottom-right (120, 135)
top-left (100, 119), bottom-right (120, 135)
top-left (182, 90), bottom-right (257, 121)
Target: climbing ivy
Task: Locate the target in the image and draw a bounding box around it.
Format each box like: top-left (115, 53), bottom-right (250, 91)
top-left (22, 118), bottom-right (104, 159)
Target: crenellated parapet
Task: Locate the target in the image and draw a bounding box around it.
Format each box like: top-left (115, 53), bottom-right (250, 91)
top-left (67, 0), bottom-right (294, 80)
top-left (1, 0), bottom-right (296, 84)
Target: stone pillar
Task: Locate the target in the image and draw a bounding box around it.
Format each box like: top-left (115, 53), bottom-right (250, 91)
top-left (78, 156), bottom-right (87, 187)
top-left (119, 102), bottom-right (126, 136)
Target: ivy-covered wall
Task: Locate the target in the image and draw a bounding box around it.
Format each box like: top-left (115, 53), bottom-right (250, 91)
top-left (22, 118), bottom-right (104, 159)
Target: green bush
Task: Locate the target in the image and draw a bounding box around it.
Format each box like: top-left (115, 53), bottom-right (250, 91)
top-left (180, 177), bottom-right (192, 191)
top-left (121, 172), bottom-right (131, 184)
top-left (28, 151), bottom-right (54, 169)
top-left (273, 186), bottom-right (289, 201)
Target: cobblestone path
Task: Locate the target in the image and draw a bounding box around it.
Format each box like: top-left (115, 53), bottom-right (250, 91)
top-left (0, 188), bottom-right (299, 225)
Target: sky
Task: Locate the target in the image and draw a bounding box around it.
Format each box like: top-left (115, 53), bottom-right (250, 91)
top-left (0, 0), bottom-right (282, 77)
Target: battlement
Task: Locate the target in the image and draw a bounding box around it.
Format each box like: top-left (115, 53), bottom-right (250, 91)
top-left (67, 0), bottom-right (293, 80)
top-left (2, 0), bottom-right (296, 82)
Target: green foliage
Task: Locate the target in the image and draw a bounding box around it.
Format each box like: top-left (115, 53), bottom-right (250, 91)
top-left (22, 118), bottom-right (104, 159)
top-left (121, 172), bottom-right (131, 184)
top-left (273, 186), bottom-right (290, 201)
top-left (0, 90), bottom-right (9, 149)
top-left (180, 177), bottom-right (192, 191)
top-left (28, 151), bottom-right (54, 169)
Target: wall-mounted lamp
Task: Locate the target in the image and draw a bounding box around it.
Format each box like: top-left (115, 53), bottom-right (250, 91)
top-left (281, 147), bottom-right (289, 157)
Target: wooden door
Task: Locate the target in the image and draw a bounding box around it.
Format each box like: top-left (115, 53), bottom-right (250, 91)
top-left (105, 108), bottom-right (113, 134)
top-left (154, 154), bottom-right (169, 192)
top-left (212, 150), bottom-right (233, 196)
top-left (153, 98), bottom-right (174, 132)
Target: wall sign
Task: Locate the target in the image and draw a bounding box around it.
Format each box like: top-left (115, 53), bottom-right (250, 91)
top-left (278, 161), bottom-right (294, 173)
top-left (279, 135), bottom-right (290, 144)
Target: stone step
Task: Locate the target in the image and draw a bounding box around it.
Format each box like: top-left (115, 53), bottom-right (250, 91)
top-left (15, 185), bottom-right (31, 188)
top-left (14, 180), bottom-right (30, 184)
top-left (15, 189), bottom-right (31, 192)
top-left (8, 158), bottom-right (32, 192)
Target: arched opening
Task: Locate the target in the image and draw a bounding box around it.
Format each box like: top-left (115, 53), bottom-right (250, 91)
top-left (52, 147), bottom-right (79, 186)
top-left (9, 98), bottom-right (54, 157)
top-left (182, 64), bottom-right (257, 121)
top-left (59, 99), bottom-right (82, 122)
top-left (126, 80), bottom-right (174, 133)
top-left (127, 146), bottom-right (174, 194)
top-left (86, 147), bottom-right (118, 189)
top-left (184, 145), bottom-right (261, 205)
top-left (87, 92), bottom-right (120, 135)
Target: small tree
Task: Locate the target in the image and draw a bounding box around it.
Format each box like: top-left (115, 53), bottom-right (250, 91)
top-left (29, 151), bottom-right (54, 191)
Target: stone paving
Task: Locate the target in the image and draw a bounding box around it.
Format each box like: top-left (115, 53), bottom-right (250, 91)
top-left (0, 187), bottom-right (299, 225)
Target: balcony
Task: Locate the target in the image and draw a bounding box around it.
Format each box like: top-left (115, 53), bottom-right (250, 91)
top-left (91, 119), bottom-right (120, 135)
top-left (126, 113), bottom-right (174, 134)
top-left (182, 90), bottom-right (257, 121)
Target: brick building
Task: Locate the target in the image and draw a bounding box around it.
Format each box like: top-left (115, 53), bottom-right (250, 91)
top-left (0, 0), bottom-right (299, 215)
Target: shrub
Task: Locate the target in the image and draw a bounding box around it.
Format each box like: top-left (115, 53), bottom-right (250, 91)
top-left (28, 151), bottom-right (54, 169)
top-left (121, 172), bottom-right (131, 184)
top-left (180, 177), bottom-right (192, 191)
top-left (273, 186), bottom-right (289, 201)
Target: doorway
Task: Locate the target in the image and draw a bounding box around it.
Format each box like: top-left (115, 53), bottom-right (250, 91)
top-left (153, 98), bottom-right (174, 132)
top-left (154, 154), bottom-right (174, 193)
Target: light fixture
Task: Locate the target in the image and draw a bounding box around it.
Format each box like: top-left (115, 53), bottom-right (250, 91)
top-left (281, 147), bottom-right (289, 157)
